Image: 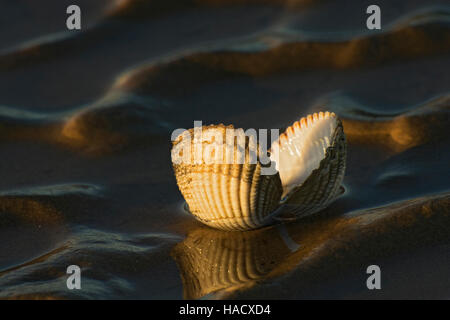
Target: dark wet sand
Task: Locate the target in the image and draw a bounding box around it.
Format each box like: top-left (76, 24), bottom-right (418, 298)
top-left (0, 0), bottom-right (449, 299)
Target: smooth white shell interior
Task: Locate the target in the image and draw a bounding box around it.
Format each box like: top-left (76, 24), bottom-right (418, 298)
top-left (270, 112), bottom-right (337, 198)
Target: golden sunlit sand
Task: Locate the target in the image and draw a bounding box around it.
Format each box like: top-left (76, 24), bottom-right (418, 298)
top-left (0, 0), bottom-right (449, 299)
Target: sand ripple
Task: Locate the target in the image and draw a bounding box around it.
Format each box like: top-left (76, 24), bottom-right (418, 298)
top-left (0, 1), bottom-right (449, 299)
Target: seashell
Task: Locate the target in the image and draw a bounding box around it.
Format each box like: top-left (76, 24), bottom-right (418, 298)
top-left (171, 112), bottom-right (346, 231)
top-left (271, 111), bottom-right (346, 219)
top-left (172, 124), bottom-right (283, 231)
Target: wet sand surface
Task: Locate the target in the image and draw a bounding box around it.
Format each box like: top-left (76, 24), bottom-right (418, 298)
top-left (0, 0), bottom-right (449, 299)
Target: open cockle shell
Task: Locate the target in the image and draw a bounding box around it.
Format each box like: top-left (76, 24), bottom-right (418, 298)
top-left (171, 112), bottom-right (346, 231)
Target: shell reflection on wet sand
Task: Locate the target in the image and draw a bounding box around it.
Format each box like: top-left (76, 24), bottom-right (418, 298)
top-left (171, 226), bottom-right (293, 299)
top-left (171, 112), bottom-right (346, 230)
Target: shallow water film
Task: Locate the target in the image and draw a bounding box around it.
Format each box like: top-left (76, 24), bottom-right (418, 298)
top-left (0, 0), bottom-right (449, 299)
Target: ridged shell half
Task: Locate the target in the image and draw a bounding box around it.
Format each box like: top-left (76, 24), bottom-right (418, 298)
top-left (270, 111), bottom-right (346, 219)
top-left (171, 124), bottom-right (283, 231)
top-left (172, 227), bottom-right (291, 299)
